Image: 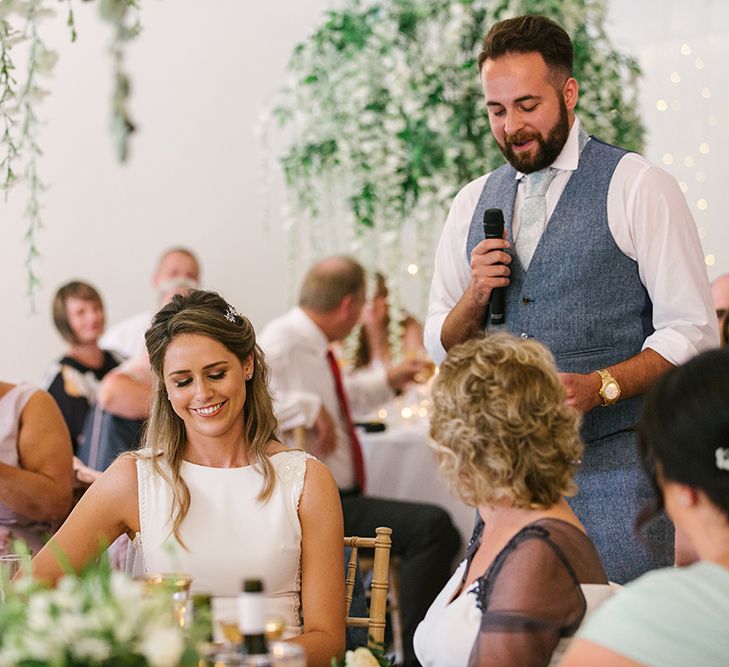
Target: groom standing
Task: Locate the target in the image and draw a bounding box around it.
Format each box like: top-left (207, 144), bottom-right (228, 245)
top-left (424, 15), bottom-right (717, 582)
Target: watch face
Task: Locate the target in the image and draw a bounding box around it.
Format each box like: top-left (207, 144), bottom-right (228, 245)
top-left (604, 382), bottom-right (620, 401)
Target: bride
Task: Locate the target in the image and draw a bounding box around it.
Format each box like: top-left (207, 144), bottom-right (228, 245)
top-left (32, 290), bottom-right (345, 666)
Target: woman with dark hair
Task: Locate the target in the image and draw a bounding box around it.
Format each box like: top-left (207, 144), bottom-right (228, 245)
top-left (415, 333), bottom-right (609, 667)
top-left (32, 290), bottom-right (345, 665)
top-left (561, 349), bottom-right (729, 666)
top-left (43, 281), bottom-right (120, 452)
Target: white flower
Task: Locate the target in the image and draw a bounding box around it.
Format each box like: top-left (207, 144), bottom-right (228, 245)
top-left (139, 625), bottom-right (185, 667)
top-left (345, 647), bottom-right (380, 667)
top-left (72, 637), bottom-right (112, 662)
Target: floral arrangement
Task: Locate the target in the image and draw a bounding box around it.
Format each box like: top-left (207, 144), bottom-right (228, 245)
top-left (268, 0), bottom-right (644, 351)
top-left (0, 561), bottom-right (201, 667)
top-left (0, 0), bottom-right (142, 304)
top-left (333, 645), bottom-right (392, 667)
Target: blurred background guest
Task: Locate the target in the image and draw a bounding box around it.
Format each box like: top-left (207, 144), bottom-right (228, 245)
top-left (416, 334), bottom-right (610, 667)
top-left (711, 272), bottom-right (729, 335)
top-left (561, 348), bottom-right (729, 666)
top-left (43, 281), bottom-right (121, 454)
top-left (100, 246), bottom-right (200, 360)
top-left (83, 248), bottom-right (202, 472)
top-left (0, 382), bottom-right (74, 554)
top-left (353, 272), bottom-right (427, 370)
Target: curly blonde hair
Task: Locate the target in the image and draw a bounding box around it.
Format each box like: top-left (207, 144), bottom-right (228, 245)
top-left (429, 333), bottom-right (582, 509)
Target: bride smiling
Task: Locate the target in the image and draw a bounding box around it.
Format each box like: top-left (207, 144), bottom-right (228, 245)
top-left (32, 290), bottom-right (345, 666)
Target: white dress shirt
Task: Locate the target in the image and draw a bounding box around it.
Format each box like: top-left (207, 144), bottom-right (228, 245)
top-left (424, 118), bottom-right (718, 365)
top-left (259, 307), bottom-right (394, 490)
top-left (99, 310), bottom-right (153, 360)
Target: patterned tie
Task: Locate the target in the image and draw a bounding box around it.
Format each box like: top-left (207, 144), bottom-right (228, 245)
top-left (516, 167), bottom-right (560, 270)
top-left (326, 349), bottom-right (366, 493)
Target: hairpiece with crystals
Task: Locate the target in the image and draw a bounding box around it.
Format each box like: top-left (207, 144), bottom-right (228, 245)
top-left (716, 447), bottom-right (729, 472)
top-left (224, 303), bottom-right (241, 324)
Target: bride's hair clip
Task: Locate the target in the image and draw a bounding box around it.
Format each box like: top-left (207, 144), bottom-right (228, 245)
top-left (224, 303), bottom-right (242, 324)
top-left (716, 447), bottom-right (729, 472)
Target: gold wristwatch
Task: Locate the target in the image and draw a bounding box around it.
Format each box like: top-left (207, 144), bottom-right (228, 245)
top-left (596, 368), bottom-right (621, 406)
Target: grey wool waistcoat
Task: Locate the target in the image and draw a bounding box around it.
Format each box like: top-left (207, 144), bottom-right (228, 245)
top-left (465, 138), bottom-right (654, 444)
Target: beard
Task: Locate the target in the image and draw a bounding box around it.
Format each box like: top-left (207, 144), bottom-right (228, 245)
top-left (499, 95), bottom-right (570, 174)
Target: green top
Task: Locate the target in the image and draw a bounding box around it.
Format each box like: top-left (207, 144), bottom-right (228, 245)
top-left (578, 561), bottom-right (729, 666)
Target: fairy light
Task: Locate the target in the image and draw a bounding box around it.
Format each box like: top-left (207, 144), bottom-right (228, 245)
top-left (377, 408), bottom-right (388, 419)
top-left (694, 58), bottom-right (704, 70)
top-left (407, 264), bottom-right (418, 275)
top-left (705, 255), bottom-right (715, 267)
top-left (680, 44), bottom-right (692, 55)
top-left (697, 198), bottom-right (708, 211)
top-left (656, 99), bottom-right (668, 111)
top-left (700, 87), bottom-right (711, 98)
top-left (699, 142), bottom-right (710, 154)
top-left (661, 153), bottom-right (674, 165)
top-left (401, 407), bottom-right (413, 419)
top-left (670, 72), bottom-right (681, 84)
top-left (696, 171), bottom-right (706, 183)
top-left (684, 156), bottom-right (695, 168)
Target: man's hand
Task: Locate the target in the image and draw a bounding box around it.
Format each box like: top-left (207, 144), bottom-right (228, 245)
top-left (560, 371), bottom-right (602, 414)
top-left (311, 406), bottom-right (337, 457)
top-left (469, 238), bottom-right (512, 306)
top-left (386, 359), bottom-right (429, 392)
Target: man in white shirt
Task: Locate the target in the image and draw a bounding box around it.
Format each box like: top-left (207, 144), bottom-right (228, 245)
top-left (424, 15), bottom-right (717, 583)
top-left (711, 273), bottom-right (729, 335)
top-left (260, 257), bottom-right (460, 667)
top-left (100, 247), bottom-right (201, 360)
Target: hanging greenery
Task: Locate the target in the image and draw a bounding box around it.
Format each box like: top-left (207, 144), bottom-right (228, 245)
top-left (269, 0), bottom-right (644, 353)
top-left (0, 0), bottom-right (142, 307)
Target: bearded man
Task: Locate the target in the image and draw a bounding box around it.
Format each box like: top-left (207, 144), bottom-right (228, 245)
top-left (424, 15), bottom-right (718, 583)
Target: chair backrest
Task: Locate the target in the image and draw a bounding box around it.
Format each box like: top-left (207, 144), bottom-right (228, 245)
top-left (344, 526), bottom-right (392, 648)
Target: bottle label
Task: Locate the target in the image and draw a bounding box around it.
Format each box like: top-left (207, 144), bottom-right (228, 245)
top-left (238, 593), bottom-right (266, 634)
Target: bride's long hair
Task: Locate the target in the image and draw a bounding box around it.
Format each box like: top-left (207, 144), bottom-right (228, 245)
top-left (142, 289), bottom-right (279, 545)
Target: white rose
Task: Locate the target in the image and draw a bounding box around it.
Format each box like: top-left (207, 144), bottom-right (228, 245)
top-left (345, 647), bottom-right (380, 667)
top-left (140, 625), bottom-right (184, 667)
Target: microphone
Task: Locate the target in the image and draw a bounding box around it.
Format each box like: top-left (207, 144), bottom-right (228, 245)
top-left (483, 208), bottom-right (506, 326)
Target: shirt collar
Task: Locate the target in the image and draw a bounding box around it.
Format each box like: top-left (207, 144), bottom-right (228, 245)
top-left (289, 306), bottom-right (331, 354)
top-left (514, 117), bottom-right (583, 181)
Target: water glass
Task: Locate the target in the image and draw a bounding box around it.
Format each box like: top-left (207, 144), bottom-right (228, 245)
top-left (0, 553), bottom-right (31, 602)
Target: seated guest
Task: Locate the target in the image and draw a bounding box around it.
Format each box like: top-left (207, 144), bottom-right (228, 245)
top-left (560, 348), bottom-right (729, 666)
top-left (32, 291), bottom-right (345, 666)
top-left (100, 246), bottom-right (201, 359)
top-left (415, 333), bottom-right (609, 667)
top-left (0, 382), bottom-right (73, 554)
top-left (260, 257), bottom-right (460, 667)
top-left (43, 281), bottom-right (121, 453)
top-left (90, 253), bottom-right (201, 468)
top-left (353, 272), bottom-right (427, 370)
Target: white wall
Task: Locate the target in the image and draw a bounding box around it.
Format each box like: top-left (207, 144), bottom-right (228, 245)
top-left (2, 1), bottom-right (727, 382)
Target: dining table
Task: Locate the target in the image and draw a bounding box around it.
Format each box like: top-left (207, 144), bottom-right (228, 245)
top-left (357, 388), bottom-right (476, 557)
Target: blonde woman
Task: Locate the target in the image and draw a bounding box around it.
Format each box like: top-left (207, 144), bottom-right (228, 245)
top-left (33, 290), bottom-right (345, 666)
top-left (414, 333), bottom-right (609, 667)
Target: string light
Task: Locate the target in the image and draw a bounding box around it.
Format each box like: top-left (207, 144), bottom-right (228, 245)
top-left (407, 264), bottom-right (418, 275)
top-left (662, 153), bottom-right (674, 165)
top-left (684, 156), bottom-right (695, 168)
top-left (377, 408), bottom-right (388, 419)
top-left (700, 87), bottom-right (712, 98)
top-left (697, 198), bottom-right (708, 211)
top-left (680, 44), bottom-right (692, 55)
top-left (696, 171), bottom-right (706, 183)
top-left (656, 99), bottom-right (668, 111)
top-left (670, 72), bottom-right (681, 84)
top-left (705, 255), bottom-right (715, 266)
top-left (401, 407), bottom-right (413, 419)
top-left (699, 142), bottom-right (710, 154)
top-left (694, 58), bottom-right (704, 70)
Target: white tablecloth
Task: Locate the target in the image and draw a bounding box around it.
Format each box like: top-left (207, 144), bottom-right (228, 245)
top-left (359, 417), bottom-right (476, 555)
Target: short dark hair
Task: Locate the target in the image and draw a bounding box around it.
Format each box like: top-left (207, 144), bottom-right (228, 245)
top-left (478, 15), bottom-right (573, 82)
top-left (52, 280), bottom-right (103, 344)
top-left (638, 349), bottom-right (729, 525)
top-left (299, 256), bottom-right (366, 312)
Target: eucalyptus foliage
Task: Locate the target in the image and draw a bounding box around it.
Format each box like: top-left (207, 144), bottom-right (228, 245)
top-left (272, 0), bottom-right (644, 336)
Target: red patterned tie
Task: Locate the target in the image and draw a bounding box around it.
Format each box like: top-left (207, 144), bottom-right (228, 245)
top-left (326, 349), bottom-right (366, 493)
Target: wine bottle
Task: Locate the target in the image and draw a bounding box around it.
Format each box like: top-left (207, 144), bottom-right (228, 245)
top-left (238, 578), bottom-right (270, 661)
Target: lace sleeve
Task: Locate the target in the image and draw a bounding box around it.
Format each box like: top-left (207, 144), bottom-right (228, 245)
top-left (467, 526), bottom-right (587, 667)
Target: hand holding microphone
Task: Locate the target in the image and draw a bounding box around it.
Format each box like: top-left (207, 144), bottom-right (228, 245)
top-left (469, 208), bottom-right (511, 326)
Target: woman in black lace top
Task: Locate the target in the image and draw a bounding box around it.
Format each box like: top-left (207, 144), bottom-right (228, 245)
top-left (413, 333), bottom-right (609, 667)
